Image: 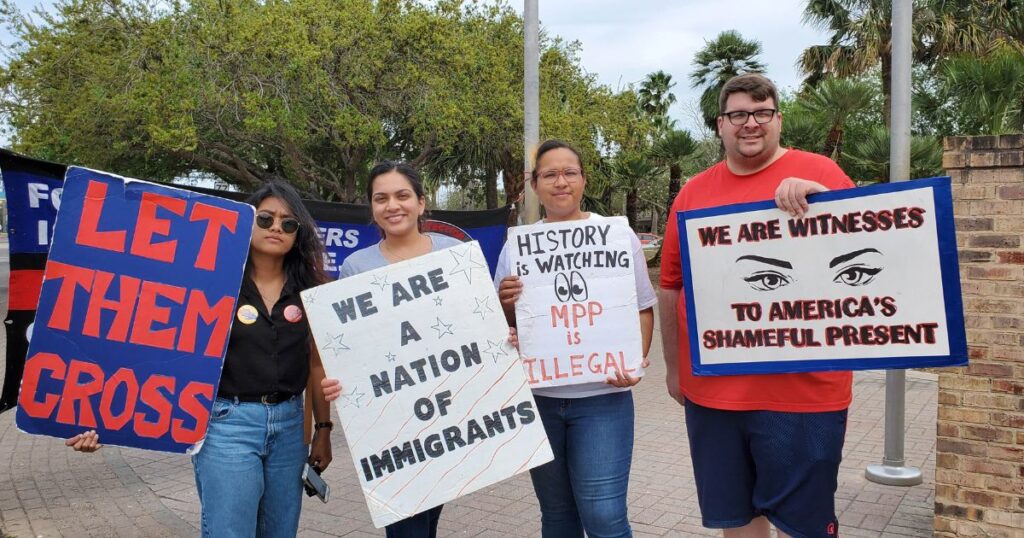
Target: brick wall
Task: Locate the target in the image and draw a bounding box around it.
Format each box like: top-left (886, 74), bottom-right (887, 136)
top-left (935, 134), bottom-right (1024, 537)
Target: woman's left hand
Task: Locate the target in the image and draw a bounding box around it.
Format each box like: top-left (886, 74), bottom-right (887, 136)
top-left (507, 327), bottom-right (519, 351)
top-left (309, 431), bottom-right (332, 471)
top-left (605, 357), bottom-right (649, 388)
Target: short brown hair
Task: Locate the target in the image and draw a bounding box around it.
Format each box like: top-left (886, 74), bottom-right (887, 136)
top-left (718, 73), bottom-right (778, 114)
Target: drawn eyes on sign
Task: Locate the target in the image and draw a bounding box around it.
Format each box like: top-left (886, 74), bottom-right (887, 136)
top-left (554, 271), bottom-right (590, 302)
top-left (736, 255), bottom-right (794, 292)
top-left (833, 265), bottom-right (882, 286)
top-left (829, 248), bottom-right (883, 287)
top-left (555, 273), bottom-right (572, 302)
top-left (570, 271), bottom-right (588, 302)
top-left (743, 271), bottom-right (793, 291)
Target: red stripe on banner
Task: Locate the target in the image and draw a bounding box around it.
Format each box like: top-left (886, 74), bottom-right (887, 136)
top-left (8, 269), bottom-right (43, 311)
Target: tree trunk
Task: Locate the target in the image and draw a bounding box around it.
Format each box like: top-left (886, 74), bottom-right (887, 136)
top-left (485, 164), bottom-right (498, 209)
top-left (626, 190), bottom-right (638, 230)
top-left (666, 163), bottom-right (682, 208)
top-left (882, 51), bottom-right (892, 129)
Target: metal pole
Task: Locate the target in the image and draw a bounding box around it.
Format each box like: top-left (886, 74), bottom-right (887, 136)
top-left (522, 0), bottom-right (541, 224)
top-left (865, 0), bottom-right (922, 487)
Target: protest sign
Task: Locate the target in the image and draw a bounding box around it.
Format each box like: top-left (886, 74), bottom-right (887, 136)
top-left (14, 167), bottom-right (254, 453)
top-left (677, 177), bottom-right (967, 375)
top-left (302, 241), bottom-right (552, 528)
top-left (509, 217), bottom-right (644, 387)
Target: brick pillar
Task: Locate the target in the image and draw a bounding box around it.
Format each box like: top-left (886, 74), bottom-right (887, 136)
top-left (935, 134), bottom-right (1024, 537)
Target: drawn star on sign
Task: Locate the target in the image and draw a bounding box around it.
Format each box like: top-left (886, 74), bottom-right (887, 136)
top-left (431, 317), bottom-right (455, 338)
top-left (472, 296), bottom-right (494, 320)
top-left (370, 273), bottom-right (390, 291)
top-left (340, 386), bottom-right (366, 409)
top-left (322, 332), bottom-right (351, 355)
top-left (448, 246), bottom-right (486, 284)
top-left (385, 352), bottom-right (397, 362)
top-left (303, 288), bottom-right (319, 305)
top-left (433, 296), bottom-right (444, 306)
top-left (483, 340), bottom-right (509, 363)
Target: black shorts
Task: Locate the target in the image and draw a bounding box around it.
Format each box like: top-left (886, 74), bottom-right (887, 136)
top-left (684, 400), bottom-right (847, 538)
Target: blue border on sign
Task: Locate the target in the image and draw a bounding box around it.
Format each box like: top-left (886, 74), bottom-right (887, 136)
top-left (676, 177), bottom-right (968, 375)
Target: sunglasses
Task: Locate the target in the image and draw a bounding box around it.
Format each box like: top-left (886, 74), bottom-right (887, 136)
top-left (256, 212), bottom-right (300, 234)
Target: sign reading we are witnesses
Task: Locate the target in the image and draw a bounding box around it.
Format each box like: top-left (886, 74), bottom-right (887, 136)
top-left (302, 242), bottom-right (552, 528)
top-left (16, 168), bottom-right (253, 453)
top-left (677, 177), bottom-right (968, 375)
top-left (509, 217), bottom-right (644, 387)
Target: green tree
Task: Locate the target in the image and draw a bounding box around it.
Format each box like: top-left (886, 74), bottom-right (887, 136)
top-left (690, 30), bottom-right (766, 130)
top-left (610, 151), bottom-right (662, 229)
top-left (842, 125), bottom-right (943, 182)
top-left (638, 70), bottom-right (677, 134)
top-left (937, 49), bottom-right (1024, 134)
top-left (802, 77), bottom-right (877, 160)
top-left (651, 128), bottom-right (698, 208)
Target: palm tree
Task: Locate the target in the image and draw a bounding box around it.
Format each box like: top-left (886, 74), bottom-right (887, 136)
top-left (690, 31), bottom-right (766, 130)
top-left (802, 77), bottom-right (877, 160)
top-left (938, 49), bottom-right (1024, 134)
top-left (651, 129), bottom-right (699, 208)
top-left (611, 151), bottom-right (663, 229)
top-left (800, 0), bottom-right (1021, 126)
top-left (843, 125), bottom-right (943, 182)
top-left (638, 70), bottom-right (677, 133)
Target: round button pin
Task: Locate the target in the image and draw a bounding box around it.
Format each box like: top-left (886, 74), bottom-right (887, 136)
top-left (237, 304), bottom-right (259, 325)
top-left (284, 305), bottom-right (304, 323)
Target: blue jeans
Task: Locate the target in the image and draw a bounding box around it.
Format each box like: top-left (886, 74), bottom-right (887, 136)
top-left (192, 396), bottom-right (306, 538)
top-left (530, 391), bottom-right (634, 538)
top-left (385, 505), bottom-right (443, 538)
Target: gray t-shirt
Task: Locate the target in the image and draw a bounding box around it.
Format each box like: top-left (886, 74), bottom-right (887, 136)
top-left (494, 213), bottom-right (657, 399)
top-left (339, 233), bottom-right (465, 277)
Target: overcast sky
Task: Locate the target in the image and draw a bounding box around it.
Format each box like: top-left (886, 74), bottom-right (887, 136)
top-left (1, 0), bottom-right (828, 145)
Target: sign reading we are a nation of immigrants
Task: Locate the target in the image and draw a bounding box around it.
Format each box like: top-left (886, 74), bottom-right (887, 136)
top-left (303, 242), bottom-right (552, 528)
top-left (16, 168), bottom-right (254, 453)
top-left (678, 177), bottom-right (967, 375)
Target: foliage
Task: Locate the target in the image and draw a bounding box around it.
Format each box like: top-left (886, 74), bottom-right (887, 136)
top-left (689, 30), bottom-right (766, 131)
top-left (842, 125), bottom-right (943, 182)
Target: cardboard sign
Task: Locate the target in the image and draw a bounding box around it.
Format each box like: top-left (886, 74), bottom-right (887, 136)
top-left (508, 217), bottom-right (644, 387)
top-left (15, 168), bottom-right (254, 453)
top-left (302, 242), bottom-right (552, 528)
top-left (677, 177), bottom-right (967, 375)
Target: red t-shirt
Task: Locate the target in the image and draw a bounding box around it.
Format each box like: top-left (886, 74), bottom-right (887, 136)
top-left (660, 149), bottom-right (855, 412)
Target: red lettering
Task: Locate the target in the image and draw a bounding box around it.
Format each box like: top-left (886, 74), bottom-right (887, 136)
top-left (135, 375), bottom-right (174, 439)
top-left (521, 358), bottom-right (538, 384)
top-left (178, 291), bottom-right (235, 357)
top-left (570, 354), bottom-right (583, 376)
top-left (552, 356), bottom-right (569, 379)
top-left (99, 368), bottom-right (139, 431)
top-left (129, 281), bottom-right (187, 350)
top-left (83, 272), bottom-right (140, 342)
top-left (172, 382), bottom-right (214, 444)
top-left (44, 260), bottom-right (94, 331)
top-left (130, 192), bottom-right (186, 263)
top-left (17, 352), bottom-right (66, 418)
top-left (190, 202), bottom-right (239, 271)
top-left (56, 359), bottom-right (104, 428)
top-left (76, 180), bottom-right (126, 252)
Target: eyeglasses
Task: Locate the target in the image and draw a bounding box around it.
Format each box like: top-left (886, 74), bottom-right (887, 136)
top-left (537, 167), bottom-right (583, 183)
top-left (256, 212), bottom-right (300, 234)
top-left (722, 108), bottom-right (777, 126)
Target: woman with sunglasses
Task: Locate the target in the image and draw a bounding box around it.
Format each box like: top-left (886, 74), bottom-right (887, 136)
top-left (494, 140), bottom-right (656, 538)
top-left (320, 161), bottom-right (461, 538)
top-left (69, 180), bottom-right (334, 538)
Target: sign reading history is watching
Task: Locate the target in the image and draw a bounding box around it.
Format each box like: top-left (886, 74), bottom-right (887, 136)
top-left (509, 217), bottom-right (644, 387)
top-left (302, 242), bottom-right (552, 528)
top-left (15, 168), bottom-right (254, 453)
top-left (677, 177), bottom-right (967, 375)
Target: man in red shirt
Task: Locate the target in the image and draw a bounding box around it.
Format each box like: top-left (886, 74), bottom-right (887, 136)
top-left (659, 74), bottom-right (854, 538)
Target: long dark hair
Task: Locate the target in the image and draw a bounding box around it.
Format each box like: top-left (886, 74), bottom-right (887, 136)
top-left (246, 180), bottom-right (328, 289)
top-left (365, 161), bottom-right (428, 237)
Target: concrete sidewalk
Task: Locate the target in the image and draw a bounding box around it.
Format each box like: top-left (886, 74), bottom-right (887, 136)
top-left (0, 305), bottom-right (938, 537)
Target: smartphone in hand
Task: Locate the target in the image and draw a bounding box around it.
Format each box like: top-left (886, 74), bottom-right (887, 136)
top-left (302, 463), bottom-right (330, 503)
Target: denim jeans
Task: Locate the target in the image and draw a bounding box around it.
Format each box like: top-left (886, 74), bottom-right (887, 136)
top-left (192, 396), bottom-right (306, 538)
top-left (530, 391), bottom-right (634, 538)
top-left (385, 505), bottom-right (444, 538)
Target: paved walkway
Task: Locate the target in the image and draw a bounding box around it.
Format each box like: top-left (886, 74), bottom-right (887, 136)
top-left (0, 246), bottom-right (938, 536)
